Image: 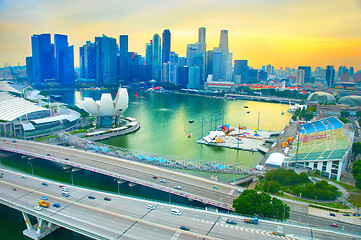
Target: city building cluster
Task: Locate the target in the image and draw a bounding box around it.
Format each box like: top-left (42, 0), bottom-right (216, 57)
top-left (23, 28), bottom-right (360, 90)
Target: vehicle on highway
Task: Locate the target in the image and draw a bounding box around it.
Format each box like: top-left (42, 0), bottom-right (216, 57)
top-left (238, 189), bottom-right (243, 193)
top-left (62, 192), bottom-right (70, 197)
top-left (171, 209), bottom-right (182, 215)
top-left (0, 174), bottom-right (2, 179)
top-left (12, 140), bottom-right (16, 143)
top-left (330, 222), bottom-right (338, 227)
top-left (152, 176), bottom-right (158, 179)
top-left (34, 206), bottom-right (42, 211)
top-left (42, 182), bottom-right (48, 186)
top-left (226, 219), bottom-right (237, 225)
top-left (104, 197), bottom-right (111, 201)
top-left (59, 185), bottom-right (65, 188)
top-left (353, 213), bottom-right (361, 216)
top-left (330, 213), bottom-right (336, 217)
top-left (41, 196), bottom-right (48, 200)
top-left (180, 226), bottom-right (189, 231)
top-left (160, 179), bottom-right (166, 183)
top-left (147, 205), bottom-right (155, 210)
top-left (244, 217), bottom-right (258, 224)
top-left (88, 195), bottom-right (96, 199)
top-left (174, 185), bottom-right (182, 190)
top-left (62, 187), bottom-right (69, 192)
top-left (46, 154), bottom-right (51, 156)
top-left (65, 158), bottom-right (69, 160)
top-left (22, 176), bottom-right (27, 179)
top-left (343, 213), bottom-right (350, 216)
top-left (53, 203), bottom-right (60, 208)
top-left (213, 185), bottom-right (219, 189)
top-left (38, 200), bottom-right (50, 208)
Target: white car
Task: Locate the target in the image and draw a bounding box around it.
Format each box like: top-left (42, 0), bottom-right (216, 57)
top-left (174, 185), bottom-right (182, 190)
top-left (34, 206), bottom-right (42, 211)
top-left (147, 205), bottom-right (156, 210)
top-left (171, 209), bottom-right (182, 215)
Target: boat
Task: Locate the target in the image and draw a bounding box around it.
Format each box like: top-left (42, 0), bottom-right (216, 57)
top-left (187, 134), bottom-right (192, 138)
top-left (281, 111), bottom-right (284, 115)
top-left (247, 111), bottom-right (250, 113)
top-left (189, 120), bottom-right (194, 123)
top-left (244, 106), bottom-right (248, 108)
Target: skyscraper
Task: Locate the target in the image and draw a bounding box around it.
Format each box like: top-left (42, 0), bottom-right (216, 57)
top-left (326, 65), bottom-right (335, 87)
top-left (350, 67), bottom-right (354, 78)
top-left (298, 66), bottom-right (311, 84)
top-left (188, 66), bottom-right (201, 89)
top-left (234, 60), bottom-right (249, 83)
top-left (80, 41), bottom-right (96, 80)
top-left (212, 49), bottom-right (223, 81)
top-left (152, 34), bottom-right (161, 81)
top-left (145, 42), bottom-right (153, 66)
top-left (54, 34), bottom-right (74, 86)
top-left (31, 33), bottom-right (55, 86)
top-left (296, 69), bottom-right (305, 86)
top-left (219, 30), bottom-right (230, 81)
top-left (26, 57), bottom-right (33, 82)
top-left (119, 35), bottom-right (128, 82)
top-left (168, 51), bottom-right (178, 85)
top-left (95, 35), bottom-right (117, 86)
top-left (198, 27), bottom-right (206, 85)
top-left (162, 30), bottom-right (171, 64)
top-left (198, 27), bottom-right (206, 43)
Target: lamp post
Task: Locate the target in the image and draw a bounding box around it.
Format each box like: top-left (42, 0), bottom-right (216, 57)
top-left (28, 160), bottom-right (34, 175)
top-left (114, 179), bottom-right (120, 195)
top-left (67, 170), bottom-right (73, 185)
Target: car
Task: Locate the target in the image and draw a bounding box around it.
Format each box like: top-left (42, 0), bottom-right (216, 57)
top-left (330, 213), bottom-right (336, 217)
top-left (104, 197), bottom-right (111, 201)
top-left (330, 223), bottom-right (338, 227)
top-left (353, 213), bottom-right (361, 217)
top-left (64, 158), bottom-right (69, 160)
top-left (226, 219), bottom-right (237, 225)
top-left (160, 179), bottom-right (166, 183)
top-left (46, 154), bottom-right (51, 156)
top-left (88, 195), bottom-right (96, 199)
top-left (171, 209), bottom-right (182, 215)
top-left (12, 140), bottom-right (16, 143)
top-left (34, 206), bottom-right (42, 211)
top-left (152, 176), bottom-right (158, 179)
top-left (180, 226), bottom-right (189, 231)
top-left (22, 176), bottom-right (27, 179)
top-left (343, 213), bottom-right (350, 216)
top-left (59, 185), bottom-right (65, 188)
top-left (147, 205), bottom-right (156, 210)
top-left (174, 185), bottom-right (182, 190)
top-left (42, 182), bottom-right (48, 186)
top-left (237, 189), bottom-right (243, 193)
top-left (62, 192), bottom-right (70, 197)
top-left (213, 185), bottom-right (219, 189)
top-left (41, 196), bottom-right (48, 200)
top-left (53, 203), bottom-right (60, 208)
top-left (62, 187), bottom-right (69, 192)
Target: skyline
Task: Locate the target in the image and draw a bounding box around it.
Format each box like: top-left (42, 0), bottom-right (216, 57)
top-left (0, 0), bottom-right (361, 69)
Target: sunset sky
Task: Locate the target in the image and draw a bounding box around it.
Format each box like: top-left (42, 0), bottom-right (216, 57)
top-left (0, 0), bottom-right (360, 69)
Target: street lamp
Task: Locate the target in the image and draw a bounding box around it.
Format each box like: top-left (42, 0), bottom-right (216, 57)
top-left (114, 179), bottom-right (120, 195)
top-left (67, 170), bottom-right (73, 185)
top-left (28, 160), bottom-right (34, 175)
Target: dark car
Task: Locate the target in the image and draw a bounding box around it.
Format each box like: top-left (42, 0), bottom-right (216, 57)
top-left (330, 222), bottom-right (338, 227)
top-left (88, 195), bottom-right (96, 199)
top-left (12, 140), bottom-right (16, 143)
top-left (104, 197), bottom-right (111, 201)
top-left (53, 203), bottom-right (60, 208)
top-left (42, 182), bottom-right (48, 186)
top-left (353, 213), bottom-right (360, 217)
top-left (180, 226), bottom-right (189, 231)
top-left (65, 158), bottom-right (69, 160)
top-left (226, 219), bottom-right (237, 225)
top-left (152, 176), bottom-right (158, 179)
top-left (330, 213), bottom-right (336, 217)
top-left (46, 154), bottom-right (51, 156)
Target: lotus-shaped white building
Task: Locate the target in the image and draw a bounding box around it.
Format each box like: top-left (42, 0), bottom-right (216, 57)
top-left (77, 87), bottom-right (128, 127)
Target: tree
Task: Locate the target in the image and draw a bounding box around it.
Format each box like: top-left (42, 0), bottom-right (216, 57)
top-left (340, 111), bottom-right (350, 118)
top-left (356, 111), bottom-right (361, 118)
top-left (353, 142), bottom-right (361, 155)
top-left (352, 160), bottom-right (361, 190)
top-left (233, 189), bottom-right (290, 220)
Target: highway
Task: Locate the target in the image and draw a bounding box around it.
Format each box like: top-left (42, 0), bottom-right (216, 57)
top-left (1, 169), bottom-right (360, 240)
top-left (0, 138), bottom-right (241, 209)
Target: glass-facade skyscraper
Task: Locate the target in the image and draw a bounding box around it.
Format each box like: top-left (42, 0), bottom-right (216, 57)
top-left (162, 30), bottom-right (171, 64)
top-left (152, 34), bottom-right (161, 81)
top-left (54, 34), bottom-right (74, 86)
top-left (119, 35), bottom-right (128, 82)
top-left (326, 65), bottom-right (335, 87)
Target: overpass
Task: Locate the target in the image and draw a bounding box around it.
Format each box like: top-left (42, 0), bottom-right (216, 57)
top-left (1, 169), bottom-right (359, 240)
top-left (0, 138), bottom-right (245, 210)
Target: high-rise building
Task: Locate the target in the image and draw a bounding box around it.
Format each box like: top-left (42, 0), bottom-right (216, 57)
top-left (95, 35), bottom-right (117, 86)
top-left (80, 41), bottom-right (96, 80)
top-left (198, 27), bottom-right (206, 43)
top-left (354, 73), bottom-right (361, 83)
top-left (298, 66), bottom-right (311, 84)
top-left (31, 33), bottom-right (55, 86)
top-left (178, 66), bottom-right (188, 88)
top-left (206, 50), bottom-right (213, 77)
top-left (145, 42), bottom-right (153, 66)
top-left (219, 30), bottom-right (230, 81)
top-left (266, 64), bottom-right (272, 78)
top-left (152, 34), bottom-right (161, 81)
top-left (340, 72), bottom-right (350, 82)
top-left (198, 27), bottom-right (206, 85)
top-left (168, 51), bottom-right (178, 85)
top-left (296, 69), bottom-right (305, 86)
top-left (350, 67), bottom-right (354, 78)
top-left (212, 49), bottom-right (223, 81)
top-left (188, 66), bottom-right (201, 89)
top-left (26, 57), bottom-right (33, 82)
top-left (338, 66), bottom-right (348, 78)
top-left (54, 34), bottom-right (74, 86)
top-left (326, 65), bottom-right (335, 87)
top-left (248, 69), bottom-right (258, 83)
top-left (234, 60), bottom-right (249, 83)
top-left (162, 30), bottom-right (171, 64)
top-left (259, 70), bottom-right (267, 81)
top-left (119, 35), bottom-right (128, 82)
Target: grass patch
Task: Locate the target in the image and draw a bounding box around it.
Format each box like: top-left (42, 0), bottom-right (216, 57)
top-left (348, 194), bottom-right (361, 208)
top-left (277, 193), bottom-right (350, 209)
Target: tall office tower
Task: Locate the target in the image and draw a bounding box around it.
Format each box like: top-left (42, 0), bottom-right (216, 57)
top-left (206, 50), bottom-right (213, 77)
top-left (80, 41), bottom-right (96, 80)
top-left (145, 42), bottom-right (153, 66)
top-left (26, 57), bottom-right (33, 82)
top-left (54, 34), bottom-right (74, 86)
top-left (186, 43), bottom-right (200, 67)
top-left (355, 73), bottom-right (361, 83)
top-left (178, 66), bottom-right (188, 88)
top-left (298, 66), bottom-right (311, 84)
top-left (198, 27), bottom-right (206, 85)
top-left (350, 67), bottom-right (354, 78)
top-left (234, 60), bottom-right (249, 84)
top-left (168, 51), bottom-right (178, 85)
top-left (162, 29), bottom-right (171, 64)
top-left (162, 63), bottom-right (169, 82)
top-left (326, 65), bottom-right (335, 87)
top-left (119, 35), bottom-right (128, 82)
top-left (188, 66), bottom-right (201, 89)
top-left (212, 49), bottom-right (223, 81)
top-left (296, 69), bottom-right (305, 86)
top-left (219, 30), bottom-right (229, 81)
top-left (262, 66), bottom-right (266, 72)
top-left (95, 35), bottom-right (117, 86)
top-left (315, 67), bottom-right (321, 77)
top-left (341, 72), bottom-right (350, 82)
top-left (266, 64), bottom-right (272, 78)
top-left (248, 69), bottom-right (258, 83)
top-left (31, 33), bottom-right (55, 86)
top-left (178, 57), bottom-right (186, 67)
top-left (338, 66), bottom-right (348, 78)
top-left (258, 70), bottom-right (267, 81)
top-left (152, 34), bottom-right (161, 81)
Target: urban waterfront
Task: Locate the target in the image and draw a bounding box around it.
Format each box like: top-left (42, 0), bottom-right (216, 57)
top-left (1, 90), bottom-right (292, 239)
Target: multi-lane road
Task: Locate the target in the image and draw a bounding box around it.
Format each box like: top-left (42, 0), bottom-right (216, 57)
top-left (1, 169), bottom-right (359, 240)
